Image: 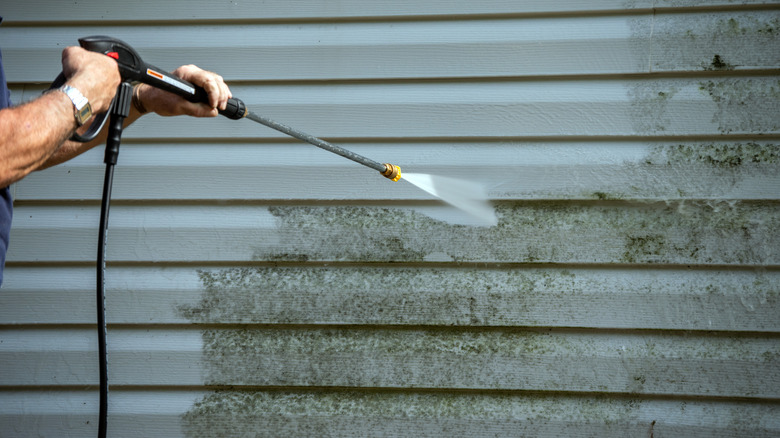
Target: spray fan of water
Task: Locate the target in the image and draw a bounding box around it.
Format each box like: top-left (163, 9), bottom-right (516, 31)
top-left (242, 112), bottom-right (497, 226)
top-left (401, 173), bottom-right (497, 227)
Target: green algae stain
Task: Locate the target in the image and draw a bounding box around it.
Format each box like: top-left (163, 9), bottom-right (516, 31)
top-left (649, 13), bottom-right (779, 72)
top-left (180, 388), bottom-right (780, 436)
top-left (220, 202), bottom-right (780, 266)
top-left (179, 266), bottom-right (584, 326)
top-left (648, 142), bottom-right (780, 168)
top-left (263, 205), bottom-right (428, 262)
top-left (724, 17), bottom-right (779, 38)
top-left (592, 192), bottom-right (623, 201)
top-left (622, 234), bottom-right (667, 264)
top-left (181, 391), bottom-right (649, 438)
top-left (707, 54), bottom-right (734, 71)
top-left (699, 16), bottom-right (779, 70)
top-left (627, 77), bottom-right (780, 136)
top-left (192, 327), bottom-right (596, 389)
top-left (628, 83), bottom-right (680, 133)
top-left (698, 79), bottom-right (780, 134)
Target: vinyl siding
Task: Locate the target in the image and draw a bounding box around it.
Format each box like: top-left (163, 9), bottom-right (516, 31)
top-left (1, 1), bottom-right (779, 437)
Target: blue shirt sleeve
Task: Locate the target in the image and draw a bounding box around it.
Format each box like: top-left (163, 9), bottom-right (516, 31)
top-left (1, 39), bottom-right (15, 286)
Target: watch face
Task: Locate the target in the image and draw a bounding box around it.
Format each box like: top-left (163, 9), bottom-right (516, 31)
top-left (60, 85), bottom-right (92, 126)
top-left (75, 102), bottom-right (93, 125)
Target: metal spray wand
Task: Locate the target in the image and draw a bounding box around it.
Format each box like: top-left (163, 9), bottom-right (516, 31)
top-left (244, 111), bottom-right (402, 181)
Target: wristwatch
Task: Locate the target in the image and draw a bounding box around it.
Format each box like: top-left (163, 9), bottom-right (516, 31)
top-left (58, 85), bottom-right (92, 126)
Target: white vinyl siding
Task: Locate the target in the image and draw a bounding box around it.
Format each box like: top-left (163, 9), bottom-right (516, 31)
top-left (1, 1), bottom-right (778, 437)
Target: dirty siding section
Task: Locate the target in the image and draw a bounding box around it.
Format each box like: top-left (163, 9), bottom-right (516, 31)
top-left (1, 1), bottom-right (779, 437)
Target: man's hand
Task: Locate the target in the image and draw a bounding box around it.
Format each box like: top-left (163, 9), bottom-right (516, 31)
top-left (134, 65), bottom-right (233, 117)
top-left (61, 47), bottom-right (121, 114)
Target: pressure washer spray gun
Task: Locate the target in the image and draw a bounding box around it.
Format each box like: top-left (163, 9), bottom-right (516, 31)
top-left (61, 35), bottom-right (402, 180)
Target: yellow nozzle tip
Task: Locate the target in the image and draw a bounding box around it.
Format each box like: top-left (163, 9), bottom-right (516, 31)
top-left (382, 164), bottom-right (402, 182)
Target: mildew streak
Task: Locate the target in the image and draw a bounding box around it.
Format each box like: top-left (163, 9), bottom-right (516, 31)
top-left (197, 327), bottom-right (776, 361)
top-left (180, 266), bottom-right (561, 326)
top-left (651, 13), bottom-right (779, 72)
top-left (255, 201), bottom-right (779, 266)
top-left (179, 390), bottom-right (780, 437)
top-left (179, 266), bottom-right (779, 330)
top-left (699, 79), bottom-right (780, 134)
top-left (190, 325), bottom-right (779, 400)
top-left (647, 142), bottom-right (780, 168)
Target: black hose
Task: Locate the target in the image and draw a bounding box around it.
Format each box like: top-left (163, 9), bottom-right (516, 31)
top-left (96, 162), bottom-right (113, 438)
top-left (94, 82), bottom-right (132, 438)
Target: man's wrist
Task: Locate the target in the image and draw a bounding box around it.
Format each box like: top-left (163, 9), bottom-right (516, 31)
top-left (55, 85), bottom-right (92, 126)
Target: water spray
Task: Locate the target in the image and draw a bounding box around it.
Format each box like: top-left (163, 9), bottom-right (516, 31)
top-left (240, 112), bottom-right (497, 226)
top-left (238, 112), bottom-right (495, 226)
top-left (60, 35), bottom-right (495, 438)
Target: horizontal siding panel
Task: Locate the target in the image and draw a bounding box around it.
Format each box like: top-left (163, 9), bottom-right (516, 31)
top-left (1, 0), bottom-right (654, 23)
top-left (3, 0), bottom-right (777, 23)
top-left (0, 1), bottom-right (654, 24)
top-left (11, 76), bottom-right (780, 140)
top-left (2, 328), bottom-right (778, 399)
top-left (0, 390), bottom-right (197, 438)
top-left (1, 18), bottom-right (652, 82)
top-left (57, 78), bottom-right (780, 138)
top-left (1, 391), bottom-right (777, 438)
top-left (11, 141), bottom-right (780, 201)
top-left (7, 202), bottom-right (780, 265)
top-left (0, 328), bottom-right (780, 399)
top-left (1, 266), bottom-right (777, 332)
top-left (2, 10), bottom-right (778, 83)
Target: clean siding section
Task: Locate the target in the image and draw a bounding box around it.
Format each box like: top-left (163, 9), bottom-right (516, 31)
top-left (1, 2), bottom-right (779, 437)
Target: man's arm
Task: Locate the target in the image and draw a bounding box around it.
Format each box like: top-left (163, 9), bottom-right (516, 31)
top-left (0, 46), bottom-right (119, 187)
top-left (0, 90), bottom-right (80, 185)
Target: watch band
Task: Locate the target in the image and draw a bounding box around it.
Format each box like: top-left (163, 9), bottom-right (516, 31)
top-left (59, 85), bottom-right (92, 126)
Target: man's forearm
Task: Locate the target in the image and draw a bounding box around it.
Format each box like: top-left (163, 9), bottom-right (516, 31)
top-left (0, 90), bottom-right (78, 187)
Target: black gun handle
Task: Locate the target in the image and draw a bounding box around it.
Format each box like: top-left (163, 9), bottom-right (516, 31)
top-left (191, 86), bottom-right (246, 120)
top-left (79, 35), bottom-right (247, 120)
top-left (218, 97), bottom-right (247, 120)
